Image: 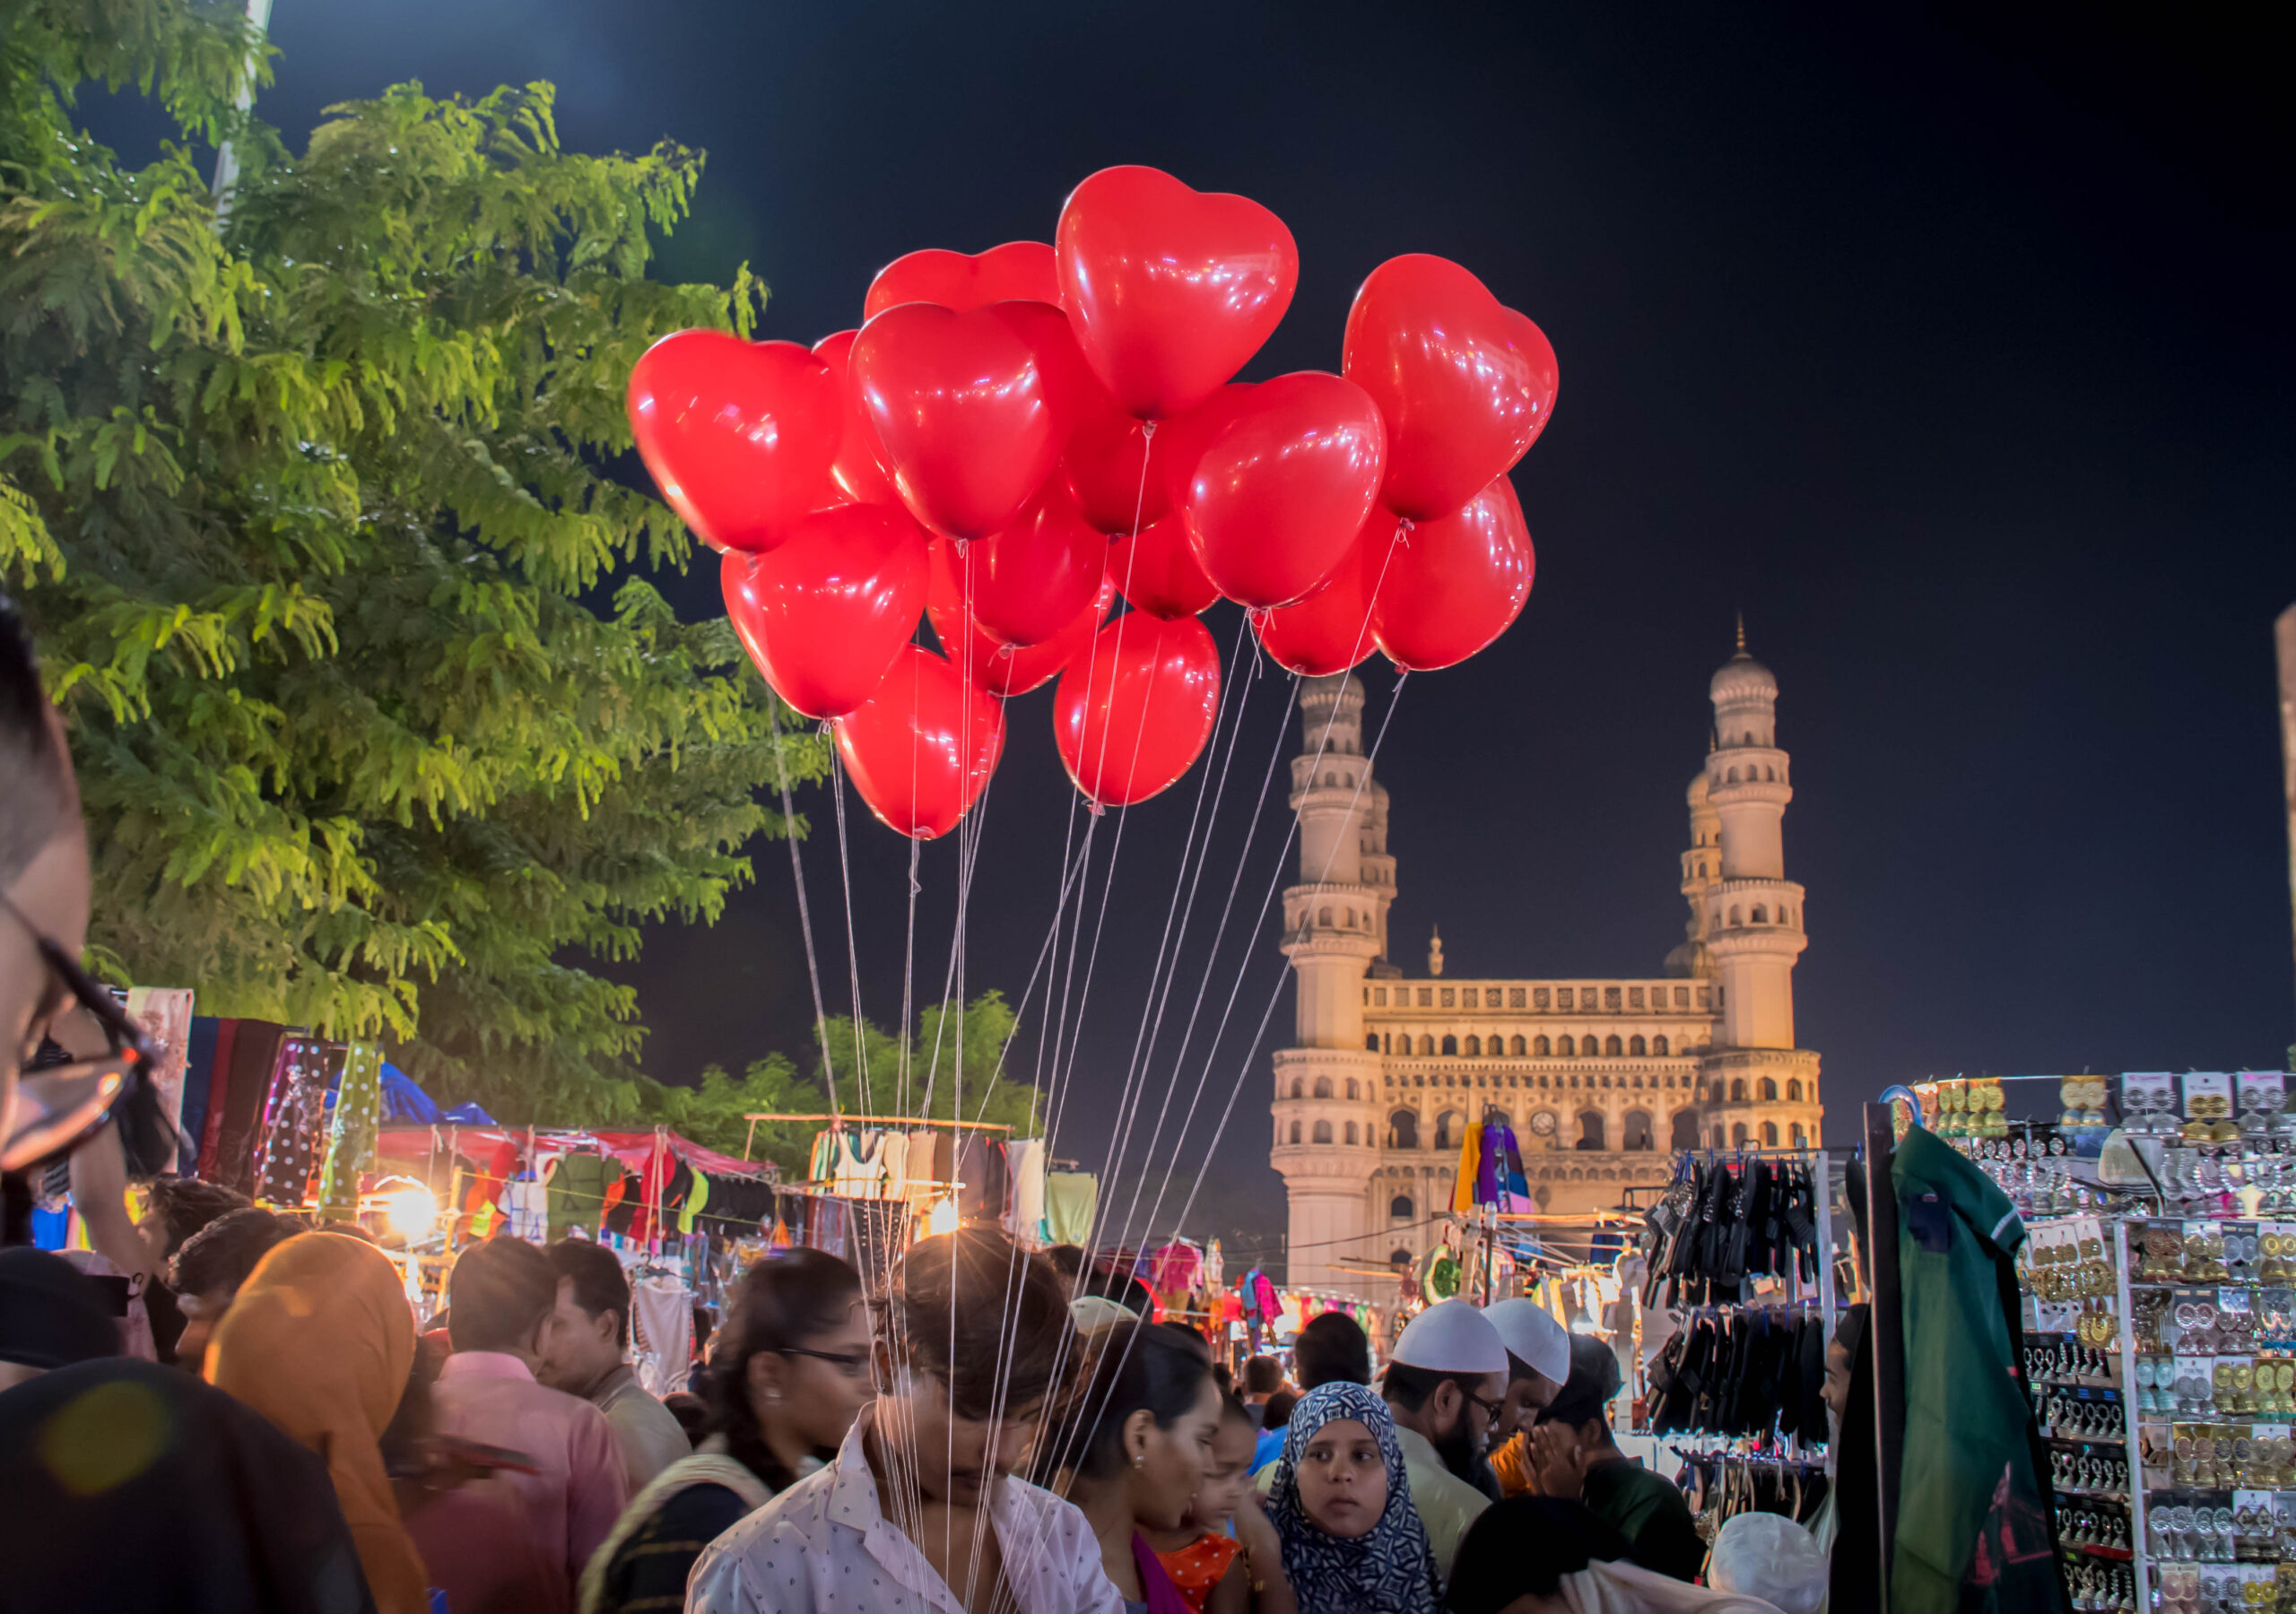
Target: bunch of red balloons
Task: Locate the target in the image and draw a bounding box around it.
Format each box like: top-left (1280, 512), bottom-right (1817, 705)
top-left (626, 166), bottom-right (1557, 840)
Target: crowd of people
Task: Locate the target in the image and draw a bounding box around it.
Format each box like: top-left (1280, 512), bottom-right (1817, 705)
top-left (0, 598), bottom-right (1858, 1614)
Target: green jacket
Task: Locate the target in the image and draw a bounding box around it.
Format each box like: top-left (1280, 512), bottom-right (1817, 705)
top-left (1890, 1128), bottom-right (2067, 1614)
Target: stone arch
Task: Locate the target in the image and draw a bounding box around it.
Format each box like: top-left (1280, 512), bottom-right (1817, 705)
top-left (1441, 1035), bottom-right (1458, 1056)
top-left (1314, 1077), bottom-right (1333, 1098)
top-left (1510, 1035), bottom-right (1526, 1055)
top-left (1731, 1079), bottom-right (1747, 1102)
top-left (1726, 766), bottom-right (1739, 784)
top-left (1751, 904), bottom-right (1768, 924)
top-left (1312, 1120), bottom-right (1333, 1144)
top-left (1653, 1035), bottom-right (1669, 1056)
top-left (1291, 1078), bottom-right (1304, 1098)
top-left (1762, 1121), bottom-right (1779, 1147)
top-left (1464, 1034), bottom-right (1482, 1056)
top-left (1577, 1110), bottom-right (1605, 1150)
top-left (1790, 1122), bottom-right (1806, 1147)
top-left (1344, 1121), bottom-right (1359, 1145)
top-left (1318, 905), bottom-right (1333, 926)
top-left (1418, 1035), bottom-right (1435, 1056)
top-left (1434, 1110), bottom-right (1462, 1150)
top-left (1787, 1078), bottom-right (1802, 1101)
top-left (1670, 1110), bottom-right (1701, 1150)
top-left (1534, 1035), bottom-right (1552, 1056)
top-left (1605, 1035), bottom-right (1624, 1056)
top-left (1623, 1110), bottom-right (1655, 1150)
top-left (1732, 1122), bottom-right (1749, 1148)
top-left (1728, 906), bottom-right (1742, 926)
top-left (1288, 1121), bottom-right (1301, 1144)
top-left (1390, 1196), bottom-right (1413, 1219)
top-left (1760, 1077), bottom-right (1778, 1101)
top-left (1557, 1034), bottom-right (1575, 1057)
top-left (1367, 1033), bottom-right (1381, 1051)
top-left (1388, 1109), bottom-right (1419, 1150)
top-left (1629, 1034), bottom-right (1647, 1056)
top-left (1345, 1078), bottom-right (1360, 1100)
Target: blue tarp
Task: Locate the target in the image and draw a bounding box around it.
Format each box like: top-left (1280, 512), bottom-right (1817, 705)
top-left (378, 1063), bottom-right (438, 1123)
top-left (441, 1101), bottom-right (496, 1124)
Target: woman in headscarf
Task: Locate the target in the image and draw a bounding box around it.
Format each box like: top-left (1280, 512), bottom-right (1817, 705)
top-left (1265, 1381), bottom-right (1440, 1614)
top-left (207, 1229), bottom-right (431, 1614)
top-left (579, 1246), bottom-right (872, 1614)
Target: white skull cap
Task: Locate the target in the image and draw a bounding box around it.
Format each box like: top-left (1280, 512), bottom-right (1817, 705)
top-left (1389, 1298), bottom-right (1509, 1375)
top-left (1483, 1297), bottom-right (1571, 1385)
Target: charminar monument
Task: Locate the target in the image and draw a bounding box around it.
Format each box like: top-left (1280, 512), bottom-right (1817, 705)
top-left (1269, 628), bottom-right (1822, 1295)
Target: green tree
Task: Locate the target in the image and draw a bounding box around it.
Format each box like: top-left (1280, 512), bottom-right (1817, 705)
top-left (0, 0), bottom-right (830, 1119)
top-left (648, 992), bottom-right (1042, 1172)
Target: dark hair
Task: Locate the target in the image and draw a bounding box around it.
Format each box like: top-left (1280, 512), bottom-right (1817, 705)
top-left (1381, 1360), bottom-right (1476, 1415)
top-left (1292, 1312), bottom-right (1370, 1390)
top-left (1219, 1388), bottom-right (1257, 1429)
top-left (1244, 1355), bottom-right (1284, 1396)
top-left (1540, 1334), bottom-right (1625, 1434)
top-left (0, 594), bottom-right (76, 890)
top-left (1074, 1254), bottom-right (1154, 1315)
top-left (170, 1208), bottom-right (298, 1297)
top-left (1444, 1497), bottom-right (1629, 1612)
top-left (448, 1237), bottom-right (557, 1353)
top-left (1211, 1360), bottom-right (1232, 1393)
top-left (142, 1176), bottom-right (251, 1260)
top-left (1039, 1321), bottom-right (1213, 1485)
top-left (663, 1391), bottom-right (708, 1445)
top-left (705, 1247), bottom-right (865, 1488)
top-left (1262, 1388), bottom-right (1299, 1431)
top-left (883, 1230), bottom-right (1071, 1422)
top-left (544, 1238), bottom-right (631, 1349)
top-left (1044, 1244), bottom-right (1085, 1282)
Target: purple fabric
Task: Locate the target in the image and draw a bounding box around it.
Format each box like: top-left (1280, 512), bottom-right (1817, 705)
top-left (1475, 1124), bottom-right (1500, 1205)
top-left (1133, 1532), bottom-right (1194, 1614)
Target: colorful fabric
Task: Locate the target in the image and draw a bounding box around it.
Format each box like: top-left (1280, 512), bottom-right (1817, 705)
top-left (315, 1041), bottom-right (381, 1221)
top-left (1451, 1123), bottom-right (1483, 1212)
top-left (1266, 1382), bottom-right (1439, 1614)
top-left (1045, 1169), bottom-right (1099, 1244)
top-left (1155, 1530), bottom-right (1242, 1611)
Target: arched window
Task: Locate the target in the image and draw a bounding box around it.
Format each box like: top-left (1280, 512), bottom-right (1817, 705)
top-left (1318, 906), bottom-right (1333, 926)
top-left (1751, 905), bottom-right (1767, 924)
top-left (1557, 1035), bottom-right (1576, 1057)
top-left (1652, 1035), bottom-right (1669, 1056)
top-left (1728, 906), bottom-right (1742, 926)
top-left (1345, 1078), bottom-right (1360, 1100)
top-left (1629, 1035), bottom-right (1647, 1056)
top-left (1760, 1078), bottom-right (1778, 1101)
top-left (1790, 1123), bottom-right (1806, 1147)
top-left (1384, 1033), bottom-right (1394, 1054)
top-left (1731, 1079), bottom-right (1747, 1102)
top-left (1324, 771), bottom-right (1336, 786)
top-left (1291, 1079), bottom-right (1304, 1098)
top-left (1623, 1110), bottom-right (1655, 1150)
top-left (1390, 1195), bottom-right (1414, 1219)
top-left (1765, 766), bottom-right (1775, 782)
top-left (1698, 861), bottom-right (1707, 876)
top-left (1726, 767), bottom-right (1739, 784)
top-left (1577, 1110), bottom-right (1606, 1150)
top-left (1288, 1121), bottom-right (1301, 1144)
top-left (1418, 1035), bottom-right (1435, 1056)
top-left (1605, 1035), bottom-right (1623, 1057)
top-left (1435, 1110), bottom-right (1462, 1150)
top-left (1441, 1035), bottom-right (1458, 1056)
top-left (1312, 1120), bottom-right (1334, 1144)
top-left (1732, 1123), bottom-right (1749, 1148)
top-left (1711, 1126), bottom-right (1726, 1149)
top-left (1344, 1122), bottom-right (1359, 1145)
top-left (1762, 1122), bottom-right (1779, 1147)
top-left (1787, 1079), bottom-right (1802, 1101)
top-left (1367, 1033), bottom-right (1381, 1051)
top-left (1711, 1082), bottom-right (1727, 1103)
top-left (1343, 909), bottom-right (1355, 928)
top-left (1463, 1035), bottom-right (1482, 1057)
top-left (1510, 1035), bottom-right (1526, 1055)
top-left (1311, 1077), bottom-right (1331, 1098)
top-left (1388, 1109), bottom-right (1419, 1150)
top-left (1671, 1110), bottom-right (1702, 1150)
top-left (1535, 1036), bottom-right (1552, 1056)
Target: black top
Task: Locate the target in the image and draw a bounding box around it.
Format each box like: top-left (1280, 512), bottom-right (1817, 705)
top-left (592, 1480), bottom-right (758, 1614)
top-left (1581, 1459), bottom-right (1708, 1584)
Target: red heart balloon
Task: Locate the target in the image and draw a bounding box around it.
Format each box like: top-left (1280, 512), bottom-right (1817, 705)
top-left (833, 645), bottom-right (1006, 839)
top-left (1182, 371), bottom-right (1386, 609)
top-left (1252, 508), bottom-right (1401, 675)
top-left (1109, 512), bottom-right (1218, 620)
top-left (942, 482), bottom-right (1107, 648)
top-left (850, 303), bottom-right (1060, 542)
top-left (810, 330), bottom-right (902, 510)
top-left (1054, 613), bottom-right (1222, 807)
top-left (863, 241), bottom-right (1058, 320)
top-left (626, 331), bottom-right (840, 553)
top-left (984, 300), bottom-right (1107, 450)
top-left (926, 559), bottom-right (1112, 698)
top-left (721, 505), bottom-right (928, 720)
top-left (1064, 395), bottom-right (1167, 534)
top-left (1371, 474), bottom-right (1535, 671)
top-left (1057, 165), bottom-right (1298, 420)
top-left (1343, 254), bottom-right (1559, 521)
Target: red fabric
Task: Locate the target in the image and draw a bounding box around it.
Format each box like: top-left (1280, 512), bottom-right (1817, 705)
top-left (1154, 1533), bottom-right (1241, 1614)
top-left (629, 1146), bottom-right (673, 1246)
top-left (196, 1019), bottom-right (239, 1177)
top-left (464, 1140), bottom-right (519, 1215)
top-left (376, 1128), bottom-right (764, 1181)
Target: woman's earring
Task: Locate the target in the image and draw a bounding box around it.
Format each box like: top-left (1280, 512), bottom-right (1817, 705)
top-left (1134, 1453), bottom-right (1144, 1468)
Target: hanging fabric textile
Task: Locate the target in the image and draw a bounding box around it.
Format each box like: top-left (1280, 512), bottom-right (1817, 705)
top-left (832, 1131), bottom-right (885, 1198)
top-left (809, 1129), bottom-right (840, 1183)
top-left (1203, 1237), bottom-right (1224, 1293)
top-left (630, 1276), bottom-right (695, 1398)
top-left (315, 1042), bottom-right (382, 1222)
top-left (1500, 1125), bottom-right (1529, 1209)
top-left (502, 1168), bottom-right (548, 1242)
top-left (676, 1168), bottom-right (710, 1237)
top-left (1004, 1137), bottom-right (1048, 1241)
top-left (906, 1128), bottom-right (941, 1184)
top-left (1475, 1123), bottom-right (1501, 1207)
top-left (880, 1131), bottom-right (909, 1194)
top-left (629, 1142), bottom-right (674, 1245)
top-left (955, 1134), bottom-right (1007, 1221)
top-left (1044, 1169), bottom-right (1098, 1244)
top-left (845, 1199), bottom-right (909, 1282)
top-left (547, 1150), bottom-right (613, 1240)
top-left (252, 1037), bottom-right (331, 1207)
top-left (1451, 1120), bottom-right (1483, 1212)
top-left (1148, 1240), bottom-right (1203, 1298)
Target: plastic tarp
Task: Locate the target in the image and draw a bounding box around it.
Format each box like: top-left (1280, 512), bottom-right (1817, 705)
top-left (373, 1125), bottom-right (768, 1181)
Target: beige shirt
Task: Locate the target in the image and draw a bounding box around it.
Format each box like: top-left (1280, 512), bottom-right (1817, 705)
top-left (1391, 1424), bottom-right (1491, 1586)
top-left (590, 1362), bottom-right (692, 1490)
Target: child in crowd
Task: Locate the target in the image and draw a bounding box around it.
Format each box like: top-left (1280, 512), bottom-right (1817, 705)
top-left (1149, 1392), bottom-right (1297, 1613)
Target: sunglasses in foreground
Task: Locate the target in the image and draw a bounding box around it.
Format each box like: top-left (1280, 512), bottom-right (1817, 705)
top-left (1, 893), bottom-right (157, 1173)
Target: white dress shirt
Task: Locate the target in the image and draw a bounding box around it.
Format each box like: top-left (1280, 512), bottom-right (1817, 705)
top-left (685, 1406), bottom-right (1122, 1614)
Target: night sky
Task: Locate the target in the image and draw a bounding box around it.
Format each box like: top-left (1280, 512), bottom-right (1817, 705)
top-left (105, 4), bottom-right (2296, 1259)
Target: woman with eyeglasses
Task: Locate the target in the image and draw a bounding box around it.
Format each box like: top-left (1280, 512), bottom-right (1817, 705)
top-left (578, 1245), bottom-right (868, 1614)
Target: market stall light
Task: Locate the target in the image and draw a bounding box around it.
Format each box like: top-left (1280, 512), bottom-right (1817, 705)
top-left (375, 1179), bottom-right (438, 1242)
top-left (927, 1194), bottom-right (959, 1237)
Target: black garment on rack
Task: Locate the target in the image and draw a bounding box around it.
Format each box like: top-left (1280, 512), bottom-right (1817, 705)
top-left (1829, 1314), bottom-right (1882, 1614)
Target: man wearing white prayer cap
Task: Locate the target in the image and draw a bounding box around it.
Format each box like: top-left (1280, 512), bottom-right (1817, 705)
top-left (1481, 1297), bottom-right (1574, 1498)
top-left (1709, 1512), bottom-right (1829, 1614)
top-left (1380, 1298), bottom-right (1505, 1586)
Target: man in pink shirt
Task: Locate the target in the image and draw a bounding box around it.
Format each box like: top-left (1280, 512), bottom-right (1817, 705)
top-left (416, 1235), bottom-right (630, 1614)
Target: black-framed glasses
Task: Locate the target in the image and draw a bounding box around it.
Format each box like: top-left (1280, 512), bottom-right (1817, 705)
top-left (1, 891), bottom-right (158, 1172)
top-left (778, 1345), bottom-right (873, 1380)
top-left (1462, 1385), bottom-right (1506, 1425)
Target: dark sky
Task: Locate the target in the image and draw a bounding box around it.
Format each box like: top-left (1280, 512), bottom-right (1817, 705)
top-left (126, 4), bottom-right (2296, 1257)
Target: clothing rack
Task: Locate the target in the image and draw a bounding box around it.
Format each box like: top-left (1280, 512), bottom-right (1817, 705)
top-left (1862, 1100), bottom-right (1907, 1614)
top-left (739, 1111), bottom-right (1015, 1161)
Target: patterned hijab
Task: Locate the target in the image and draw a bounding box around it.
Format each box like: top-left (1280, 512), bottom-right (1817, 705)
top-left (1266, 1381), bottom-right (1439, 1614)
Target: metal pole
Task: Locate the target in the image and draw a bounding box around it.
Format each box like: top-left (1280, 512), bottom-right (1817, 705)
top-left (2276, 602), bottom-right (2296, 1052)
top-left (209, 0), bottom-right (275, 209)
top-left (1862, 1102), bottom-right (1905, 1614)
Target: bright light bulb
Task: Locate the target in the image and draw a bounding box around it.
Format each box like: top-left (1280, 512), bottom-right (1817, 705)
top-left (927, 1196), bottom-right (959, 1237)
top-left (383, 1184), bottom-right (437, 1242)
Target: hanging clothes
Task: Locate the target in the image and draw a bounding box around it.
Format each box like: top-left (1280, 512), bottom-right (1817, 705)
top-left (845, 1199), bottom-right (909, 1282)
top-left (1004, 1137), bottom-right (1048, 1240)
top-left (629, 1277), bottom-right (694, 1398)
top-left (252, 1038), bottom-right (331, 1207)
top-left (1044, 1170), bottom-right (1098, 1244)
top-left (676, 1168), bottom-right (710, 1237)
top-left (1203, 1237), bottom-right (1224, 1294)
top-left (629, 1145), bottom-right (674, 1245)
top-left (1149, 1241), bottom-right (1204, 1298)
top-left (955, 1134), bottom-right (1007, 1221)
top-left (880, 1131), bottom-right (910, 1194)
top-left (547, 1150), bottom-right (613, 1240)
top-left (906, 1128), bottom-right (943, 1184)
top-left (315, 1042), bottom-right (381, 1222)
top-left (1450, 1121), bottom-right (1483, 1212)
top-left (831, 1131), bottom-right (885, 1199)
top-left (501, 1170), bottom-right (548, 1243)
top-left (809, 1130), bottom-right (840, 1184)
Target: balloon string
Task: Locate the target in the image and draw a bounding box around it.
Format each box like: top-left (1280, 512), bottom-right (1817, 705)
top-left (767, 699), bottom-right (838, 1118)
top-left (829, 745), bottom-right (870, 1120)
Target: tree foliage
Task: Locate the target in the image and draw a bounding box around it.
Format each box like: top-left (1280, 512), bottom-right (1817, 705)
top-left (0, 0), bottom-right (831, 1118)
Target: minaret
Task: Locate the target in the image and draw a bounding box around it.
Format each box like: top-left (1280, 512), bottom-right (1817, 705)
top-left (1698, 621), bottom-right (1822, 1147)
top-left (1271, 674), bottom-right (1387, 1294)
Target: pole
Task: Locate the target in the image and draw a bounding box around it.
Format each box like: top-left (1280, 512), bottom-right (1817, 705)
top-left (2276, 602), bottom-right (2296, 1055)
top-left (1862, 1102), bottom-right (1905, 1614)
top-left (209, 0), bottom-right (275, 211)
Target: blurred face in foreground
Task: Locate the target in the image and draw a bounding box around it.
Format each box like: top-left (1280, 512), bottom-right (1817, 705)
top-left (876, 1366), bottom-right (1045, 1507)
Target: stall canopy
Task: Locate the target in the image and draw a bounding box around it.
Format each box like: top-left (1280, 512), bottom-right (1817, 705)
top-left (375, 1125), bottom-right (766, 1182)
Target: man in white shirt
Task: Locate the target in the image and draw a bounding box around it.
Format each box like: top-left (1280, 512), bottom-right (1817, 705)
top-left (688, 1229), bottom-right (1120, 1614)
top-left (1380, 1297), bottom-right (1506, 1587)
